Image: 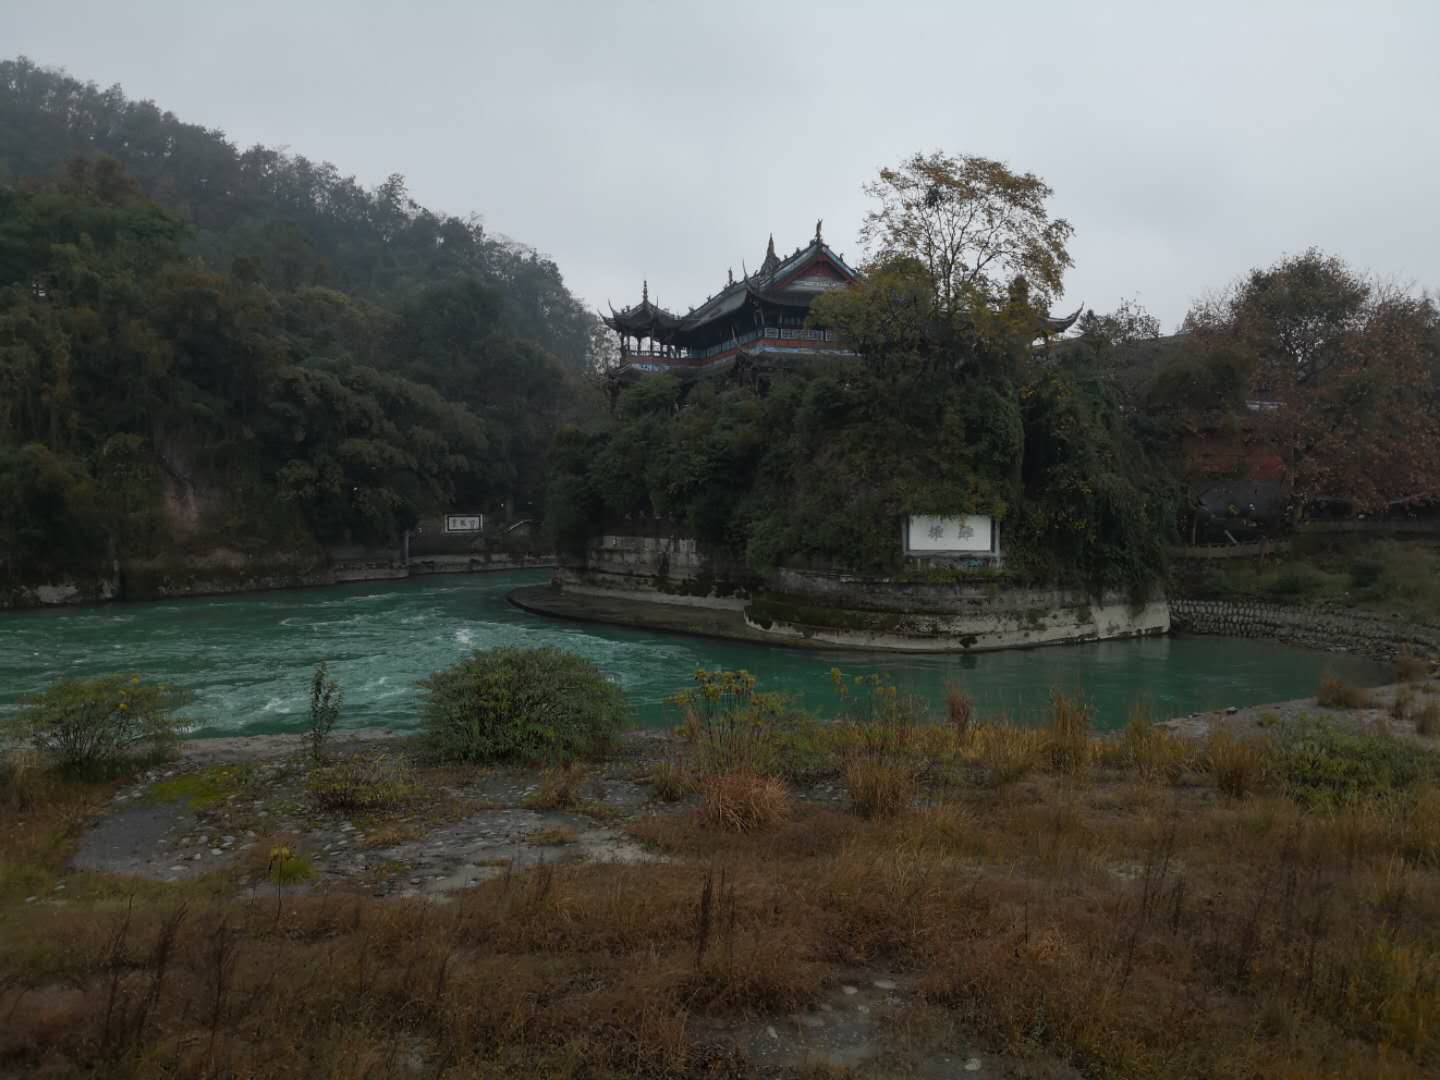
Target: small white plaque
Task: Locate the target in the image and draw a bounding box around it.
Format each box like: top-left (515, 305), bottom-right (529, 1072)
top-left (444, 514), bottom-right (484, 533)
top-left (906, 514), bottom-right (995, 554)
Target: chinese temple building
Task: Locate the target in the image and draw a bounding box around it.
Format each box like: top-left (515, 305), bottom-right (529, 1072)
top-left (604, 223), bottom-right (1085, 381)
top-left (604, 223), bottom-right (857, 381)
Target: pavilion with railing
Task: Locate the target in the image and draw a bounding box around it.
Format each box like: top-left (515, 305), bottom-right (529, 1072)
top-left (603, 224), bottom-right (859, 379)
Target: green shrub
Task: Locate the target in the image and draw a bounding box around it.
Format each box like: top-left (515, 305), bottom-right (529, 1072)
top-left (1267, 565), bottom-right (1325, 597)
top-left (307, 661), bottom-right (343, 762)
top-left (8, 674), bottom-right (191, 777)
top-left (672, 668), bottom-right (794, 778)
top-left (420, 647), bottom-right (628, 764)
top-left (306, 751), bottom-right (418, 811)
top-left (1349, 556), bottom-right (1384, 589)
top-left (1275, 721), bottom-right (1440, 808)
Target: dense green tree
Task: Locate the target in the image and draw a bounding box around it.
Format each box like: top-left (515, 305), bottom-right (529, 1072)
top-left (0, 56), bottom-right (601, 371)
top-left (550, 263), bottom-right (1175, 594)
top-left (0, 162), bottom-right (503, 581)
top-left (0, 59), bottom-right (610, 583)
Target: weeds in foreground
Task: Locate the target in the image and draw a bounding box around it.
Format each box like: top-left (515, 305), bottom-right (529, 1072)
top-left (306, 752), bottom-right (418, 812)
top-left (1206, 729), bottom-right (1270, 798)
top-left (971, 720), bottom-right (1043, 786)
top-left (1396, 647), bottom-right (1430, 684)
top-left (1046, 689), bottom-right (1093, 775)
top-left (306, 661), bottom-right (342, 763)
top-left (698, 771), bottom-right (790, 832)
top-left (1392, 685), bottom-right (1417, 723)
top-left (1418, 702), bottom-right (1440, 738)
top-left (525, 763), bottom-right (592, 810)
top-left (672, 668), bottom-right (784, 777)
top-left (1124, 703), bottom-right (1194, 784)
top-left (529, 825), bottom-right (577, 846)
top-left (647, 757), bottom-right (695, 802)
top-left (1318, 674), bottom-right (1371, 709)
top-left (845, 759), bottom-right (918, 819)
top-left (1, 747), bottom-right (43, 811)
top-left (944, 681), bottom-right (974, 736)
top-left (833, 672), bottom-right (927, 817)
top-left (9, 706), bottom-right (1440, 1079)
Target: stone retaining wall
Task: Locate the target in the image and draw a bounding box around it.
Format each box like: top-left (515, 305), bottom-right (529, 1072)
top-left (559, 533), bottom-right (1170, 652)
top-left (557, 534), bottom-right (759, 608)
top-left (1170, 598), bottom-right (1440, 663)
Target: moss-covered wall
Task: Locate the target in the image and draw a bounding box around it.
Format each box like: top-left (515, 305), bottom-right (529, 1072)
top-left (558, 533), bottom-right (1170, 651)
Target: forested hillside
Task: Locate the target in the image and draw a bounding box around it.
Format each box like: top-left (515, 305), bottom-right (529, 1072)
top-left (0, 57), bottom-right (596, 369)
top-left (0, 57), bottom-right (601, 589)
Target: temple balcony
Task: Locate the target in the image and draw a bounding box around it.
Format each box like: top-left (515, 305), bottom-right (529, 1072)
top-left (623, 327), bottom-right (848, 363)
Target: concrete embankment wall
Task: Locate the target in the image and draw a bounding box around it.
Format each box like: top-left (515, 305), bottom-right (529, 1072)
top-left (558, 532), bottom-right (1169, 652)
top-left (555, 534), bottom-right (759, 610)
top-left (1, 550), bottom-right (554, 611)
top-left (748, 568), bottom-right (1168, 652)
top-left (1170, 598), bottom-right (1440, 663)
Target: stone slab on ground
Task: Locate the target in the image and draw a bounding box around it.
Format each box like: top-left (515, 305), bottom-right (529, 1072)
top-left (69, 802), bottom-right (218, 881)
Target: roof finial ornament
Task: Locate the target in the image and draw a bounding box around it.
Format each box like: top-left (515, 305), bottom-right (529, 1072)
top-left (728, 267), bottom-right (734, 286)
top-left (815, 218), bottom-right (823, 243)
top-left (760, 233), bottom-right (780, 278)
top-left (642, 279), bottom-right (648, 304)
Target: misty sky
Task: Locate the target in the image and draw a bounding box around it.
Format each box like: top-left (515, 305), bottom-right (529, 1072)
top-left (5, 1), bottom-right (1438, 331)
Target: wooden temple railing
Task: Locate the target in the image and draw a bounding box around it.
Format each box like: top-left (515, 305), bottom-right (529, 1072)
top-left (624, 328), bottom-right (846, 362)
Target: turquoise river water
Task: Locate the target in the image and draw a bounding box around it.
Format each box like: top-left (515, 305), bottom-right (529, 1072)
top-left (0, 571), bottom-right (1387, 737)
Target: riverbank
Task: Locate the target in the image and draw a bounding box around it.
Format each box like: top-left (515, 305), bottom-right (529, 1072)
top-left (7, 693), bottom-right (1440, 1077)
top-left (8, 574), bottom-right (1379, 736)
top-left (520, 580), bottom-right (1438, 668)
top-left (0, 552), bottom-right (556, 612)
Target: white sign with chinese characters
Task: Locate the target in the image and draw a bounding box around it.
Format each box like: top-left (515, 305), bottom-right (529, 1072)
top-left (905, 514), bottom-right (996, 554)
top-left (444, 514), bottom-right (484, 534)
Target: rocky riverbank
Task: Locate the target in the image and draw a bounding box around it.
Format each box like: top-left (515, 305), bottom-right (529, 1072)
top-left (1171, 596), bottom-right (1440, 664)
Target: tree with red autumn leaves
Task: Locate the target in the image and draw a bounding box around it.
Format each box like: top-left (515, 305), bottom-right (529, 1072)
top-left (1181, 250), bottom-right (1440, 512)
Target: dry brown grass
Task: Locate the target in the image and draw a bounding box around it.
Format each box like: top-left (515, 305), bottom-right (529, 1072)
top-left (1392, 684), bottom-right (1418, 723)
top-left (646, 757), bottom-right (695, 802)
top-left (528, 825), bottom-right (578, 846)
top-left (7, 713), bottom-right (1440, 1080)
top-left (1045, 689), bottom-right (1093, 775)
top-left (1318, 673), bottom-right (1371, 709)
top-left (1205, 729), bottom-right (1271, 798)
top-left (1397, 647), bottom-right (1431, 683)
top-left (1417, 701), bottom-right (1440, 738)
top-left (524, 762), bottom-right (592, 810)
top-left (970, 720), bottom-right (1043, 786)
top-left (1123, 702), bottom-right (1194, 784)
top-left (1, 747), bottom-right (44, 812)
top-left (943, 681), bottom-right (974, 735)
top-left (697, 770), bottom-right (791, 832)
top-left (844, 758), bottom-right (918, 818)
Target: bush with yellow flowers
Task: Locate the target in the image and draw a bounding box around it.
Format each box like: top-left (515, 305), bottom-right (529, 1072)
top-left (7, 674), bottom-right (192, 777)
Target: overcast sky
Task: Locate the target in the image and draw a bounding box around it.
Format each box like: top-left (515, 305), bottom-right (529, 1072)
top-left (5, 0), bottom-right (1438, 330)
